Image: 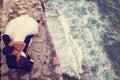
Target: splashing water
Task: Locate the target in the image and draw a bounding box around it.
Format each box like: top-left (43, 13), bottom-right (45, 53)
top-left (44, 0), bottom-right (119, 80)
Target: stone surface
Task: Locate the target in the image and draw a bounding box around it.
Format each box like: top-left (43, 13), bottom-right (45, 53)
top-left (8, 8), bottom-right (13, 13)
top-left (11, 72), bottom-right (18, 78)
top-left (1, 0), bottom-right (63, 80)
top-left (12, 0), bottom-right (20, 3)
top-left (21, 74), bottom-right (29, 80)
top-left (1, 76), bottom-right (9, 80)
top-left (41, 0), bottom-right (49, 3)
top-left (53, 57), bottom-right (60, 66)
top-left (4, 0), bottom-right (9, 2)
top-left (31, 0), bottom-right (39, 4)
top-left (18, 9), bottom-right (26, 14)
top-left (18, 5), bottom-right (23, 8)
top-left (1, 64), bottom-right (9, 74)
top-left (42, 65), bottom-right (51, 76)
top-left (55, 66), bottom-right (62, 74)
top-left (2, 15), bottom-right (8, 22)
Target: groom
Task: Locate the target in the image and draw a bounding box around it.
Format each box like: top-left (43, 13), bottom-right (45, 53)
top-left (2, 15), bottom-right (40, 71)
top-left (2, 34), bottom-right (34, 71)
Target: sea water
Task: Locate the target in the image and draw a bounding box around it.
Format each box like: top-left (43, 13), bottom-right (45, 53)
top-left (44, 0), bottom-right (120, 80)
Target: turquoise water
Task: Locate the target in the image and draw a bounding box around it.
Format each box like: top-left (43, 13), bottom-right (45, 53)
top-left (45, 0), bottom-right (120, 80)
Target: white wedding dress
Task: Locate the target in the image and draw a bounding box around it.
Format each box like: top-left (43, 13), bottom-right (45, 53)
top-left (5, 15), bottom-right (39, 41)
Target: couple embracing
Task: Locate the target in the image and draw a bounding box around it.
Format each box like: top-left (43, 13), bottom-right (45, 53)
top-left (2, 15), bottom-right (39, 71)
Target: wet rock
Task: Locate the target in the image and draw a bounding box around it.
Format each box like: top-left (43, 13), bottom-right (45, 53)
top-left (16, 2), bottom-right (20, 5)
top-left (4, 0), bottom-right (10, 3)
top-left (21, 74), bottom-right (29, 80)
top-left (41, 0), bottom-right (49, 3)
top-left (2, 15), bottom-right (8, 22)
top-left (55, 66), bottom-right (62, 74)
top-left (31, 0), bottom-right (39, 4)
top-left (59, 77), bottom-right (63, 80)
top-left (31, 8), bottom-right (34, 12)
top-left (2, 22), bottom-right (7, 27)
top-left (1, 64), bottom-right (9, 74)
top-left (18, 5), bottom-right (23, 8)
top-left (42, 65), bottom-right (51, 76)
top-left (62, 73), bottom-right (79, 80)
top-left (36, 6), bottom-right (42, 10)
top-left (40, 76), bottom-right (51, 80)
top-left (11, 71), bottom-right (18, 78)
top-left (27, 2), bottom-right (33, 7)
top-left (32, 10), bottom-right (41, 19)
top-left (33, 62), bottom-right (42, 70)
top-left (44, 49), bottom-right (51, 57)
top-left (53, 57), bottom-right (60, 66)
top-left (9, 14), bottom-right (14, 18)
top-left (20, 0), bottom-right (24, 4)
top-left (31, 68), bottom-right (42, 79)
top-left (13, 8), bottom-right (18, 12)
top-left (0, 28), bottom-right (5, 33)
top-left (18, 9), bottom-right (26, 14)
top-left (8, 8), bottom-right (13, 13)
top-left (9, 3), bottom-right (15, 8)
top-left (39, 54), bottom-right (46, 62)
top-left (9, 14), bottom-right (17, 19)
top-left (49, 73), bottom-right (60, 80)
top-left (2, 11), bottom-right (6, 14)
top-left (24, 5), bottom-right (28, 8)
top-left (33, 11), bottom-right (40, 17)
top-left (12, 0), bottom-right (20, 3)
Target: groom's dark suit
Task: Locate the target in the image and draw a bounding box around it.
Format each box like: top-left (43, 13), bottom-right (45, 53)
top-left (5, 55), bottom-right (33, 71)
top-left (2, 34), bottom-right (34, 71)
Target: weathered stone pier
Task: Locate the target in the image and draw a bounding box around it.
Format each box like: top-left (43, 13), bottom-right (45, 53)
top-left (0, 0), bottom-right (63, 80)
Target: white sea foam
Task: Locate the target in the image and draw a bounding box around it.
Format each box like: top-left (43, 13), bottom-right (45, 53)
top-left (45, 0), bottom-right (117, 79)
top-left (57, 7), bottom-right (83, 74)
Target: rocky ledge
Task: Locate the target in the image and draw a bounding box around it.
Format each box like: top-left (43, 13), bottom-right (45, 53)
top-left (1, 0), bottom-right (63, 80)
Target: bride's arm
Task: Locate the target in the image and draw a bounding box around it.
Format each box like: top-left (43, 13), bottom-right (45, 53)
top-left (9, 41), bottom-right (26, 51)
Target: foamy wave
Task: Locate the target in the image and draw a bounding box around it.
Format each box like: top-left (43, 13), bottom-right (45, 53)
top-left (45, 0), bottom-right (117, 79)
